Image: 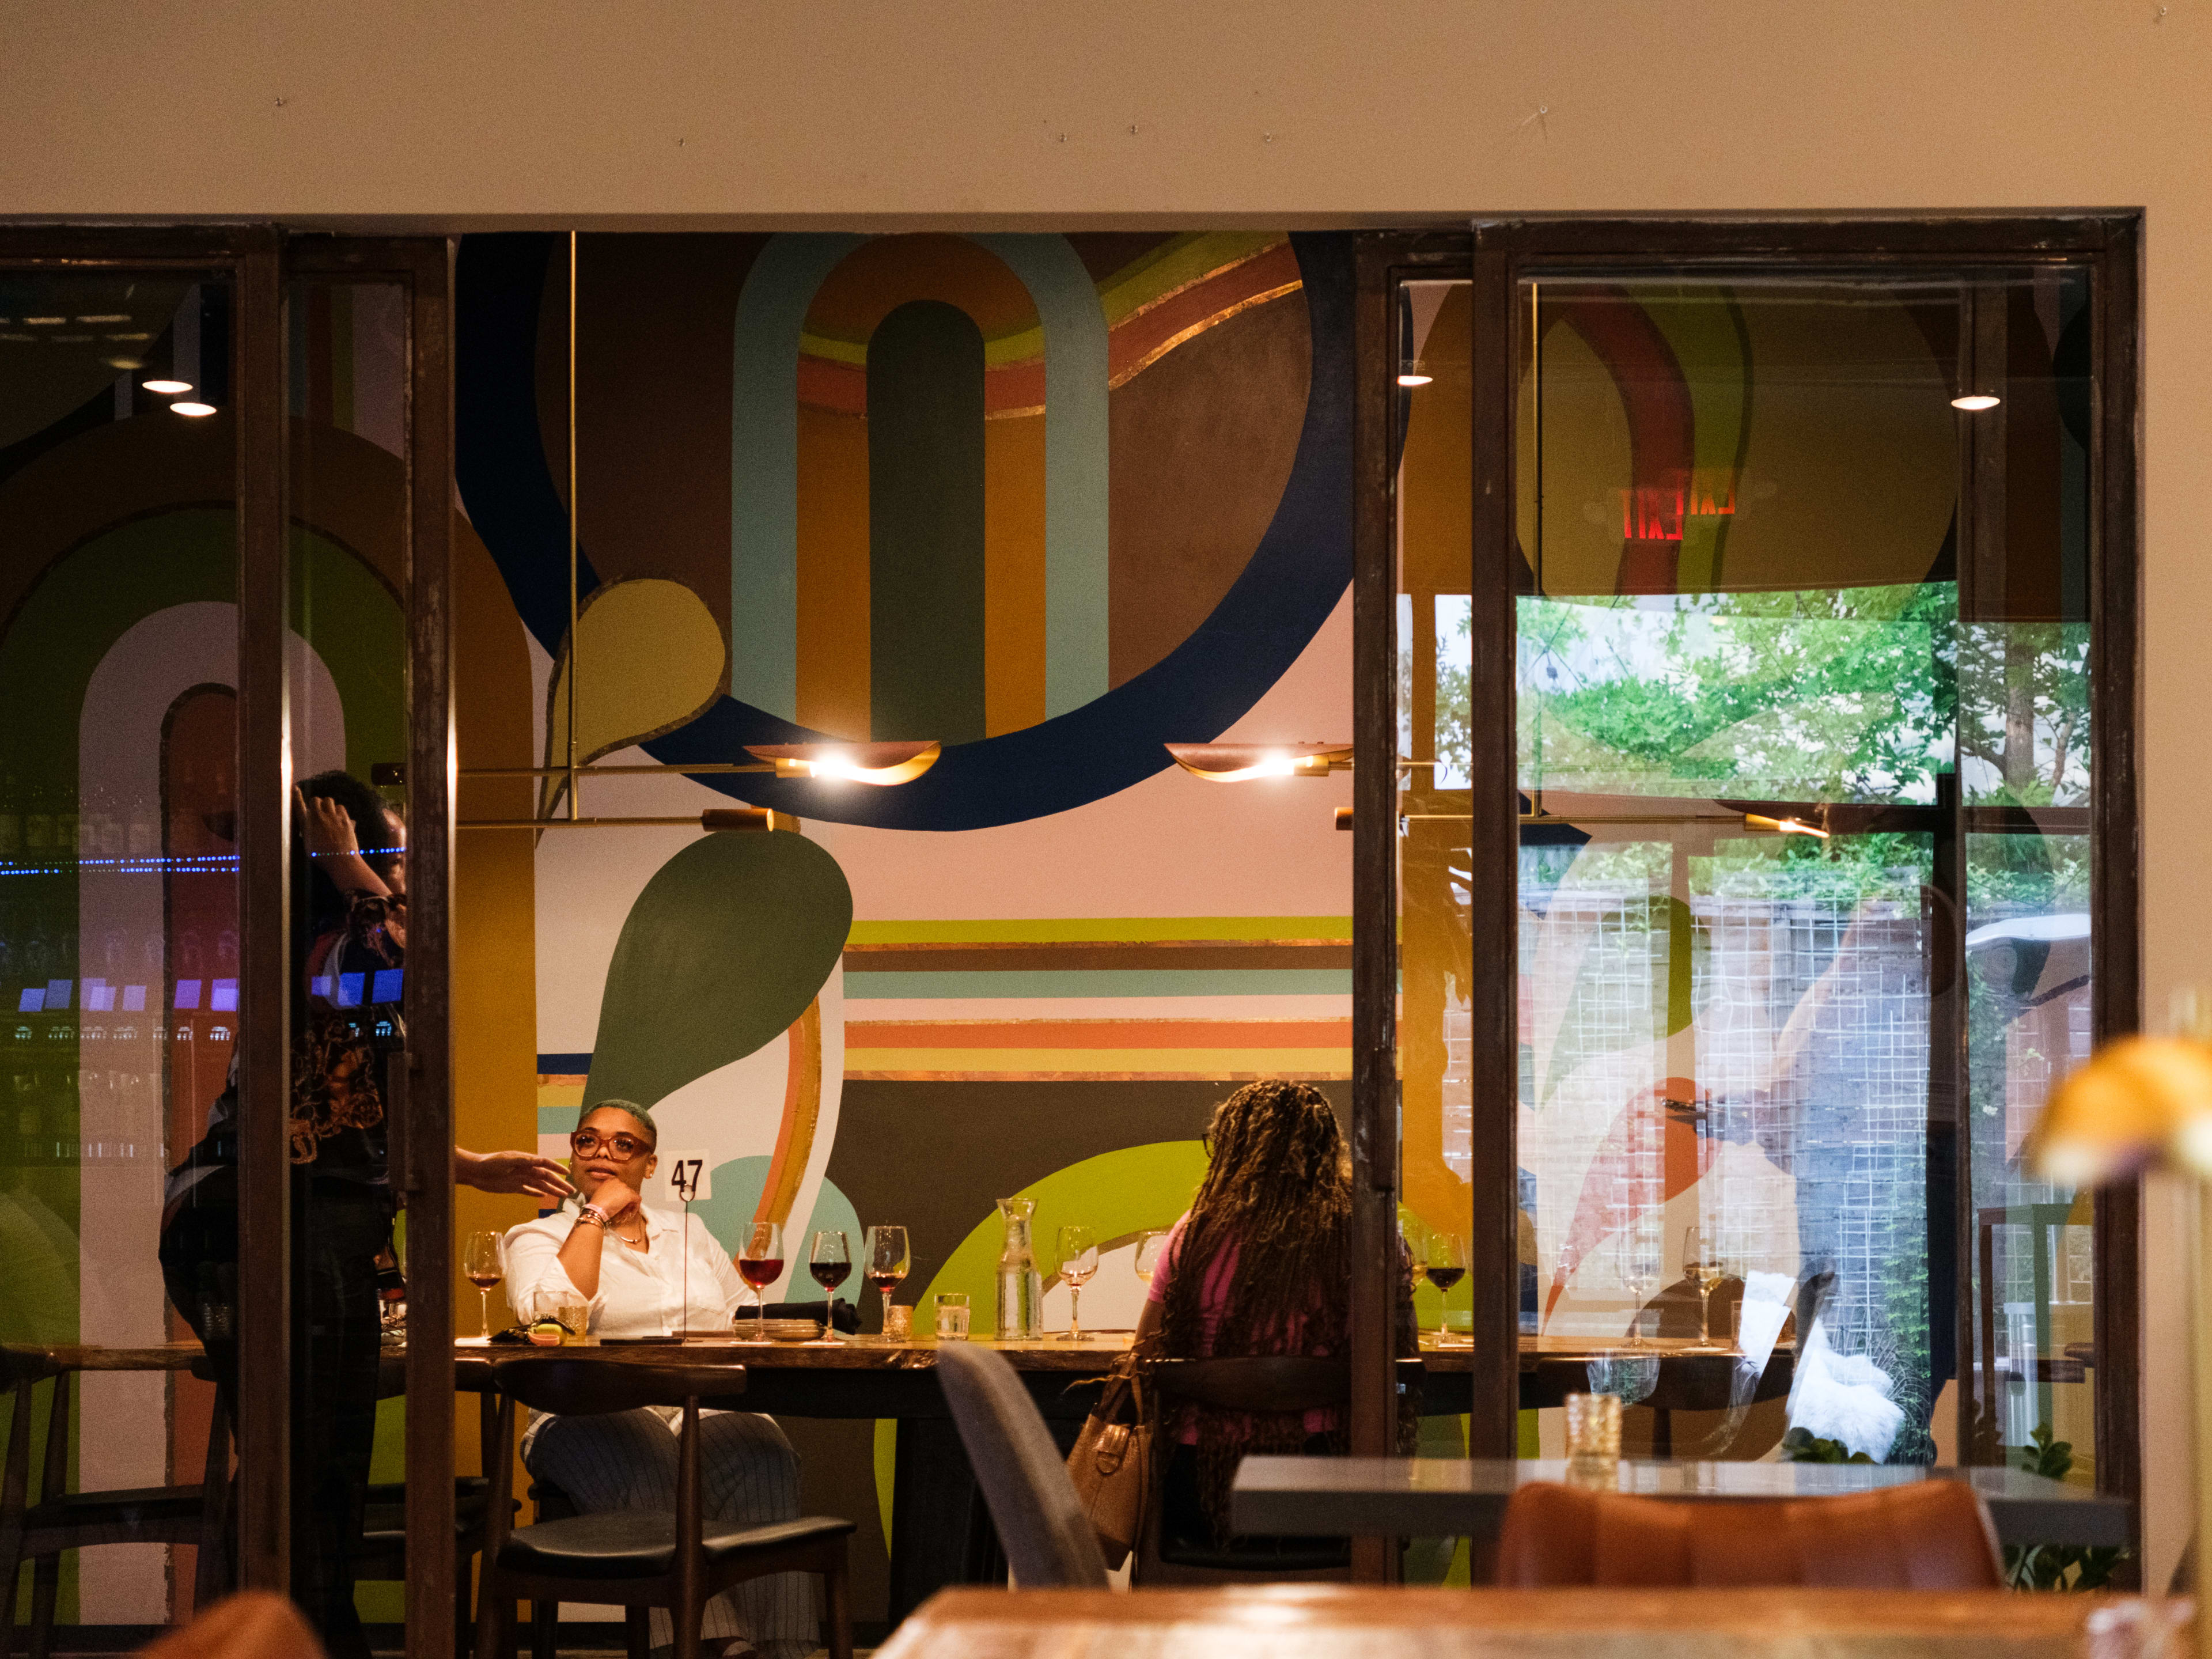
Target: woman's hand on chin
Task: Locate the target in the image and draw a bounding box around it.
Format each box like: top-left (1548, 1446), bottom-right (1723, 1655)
top-left (589, 1177), bottom-right (643, 1221)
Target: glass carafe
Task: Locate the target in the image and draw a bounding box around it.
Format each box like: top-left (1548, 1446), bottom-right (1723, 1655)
top-left (995, 1196), bottom-right (1044, 1340)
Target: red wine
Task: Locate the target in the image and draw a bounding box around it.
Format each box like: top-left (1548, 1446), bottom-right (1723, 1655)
top-left (810, 1262), bottom-right (851, 1293)
top-left (465, 1271), bottom-right (502, 1290)
top-left (864, 1270), bottom-right (903, 1294)
top-left (1424, 1266), bottom-right (1467, 1293)
top-left (738, 1257), bottom-right (785, 1289)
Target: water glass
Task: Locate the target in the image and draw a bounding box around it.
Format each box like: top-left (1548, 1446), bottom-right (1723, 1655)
top-left (934, 1292), bottom-right (971, 1340)
top-left (552, 1297), bottom-right (592, 1346)
top-left (1564, 1390), bottom-right (1622, 1478)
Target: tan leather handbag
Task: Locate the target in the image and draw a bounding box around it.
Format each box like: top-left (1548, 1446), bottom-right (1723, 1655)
top-left (1065, 1354), bottom-right (1153, 1569)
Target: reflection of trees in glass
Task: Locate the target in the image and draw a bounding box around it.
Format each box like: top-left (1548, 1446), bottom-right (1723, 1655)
top-left (1518, 584), bottom-right (1959, 802)
top-left (1957, 623), bottom-right (2090, 805)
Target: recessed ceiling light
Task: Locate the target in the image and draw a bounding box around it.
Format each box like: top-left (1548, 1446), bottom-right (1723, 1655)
top-left (143, 378), bottom-right (193, 394)
top-left (1951, 393), bottom-right (2001, 411)
top-left (77, 314), bottom-right (131, 324)
top-left (171, 401), bottom-right (217, 417)
top-left (107, 358), bottom-right (145, 370)
top-left (24, 316), bottom-right (65, 325)
top-left (108, 332), bottom-right (152, 342)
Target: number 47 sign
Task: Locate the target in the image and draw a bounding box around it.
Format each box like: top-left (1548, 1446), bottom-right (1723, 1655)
top-left (660, 1152), bottom-right (712, 1204)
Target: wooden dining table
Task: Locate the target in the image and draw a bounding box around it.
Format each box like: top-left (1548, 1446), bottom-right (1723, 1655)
top-left (872, 1585), bottom-right (2118, 1659)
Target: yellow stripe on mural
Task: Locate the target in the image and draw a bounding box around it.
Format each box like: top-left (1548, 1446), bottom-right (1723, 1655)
top-left (1097, 233), bottom-right (1287, 328)
top-left (846, 1046), bottom-right (1352, 1075)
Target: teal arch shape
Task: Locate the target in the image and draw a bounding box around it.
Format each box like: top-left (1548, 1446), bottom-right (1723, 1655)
top-left (729, 232), bottom-right (867, 720)
top-left (869, 1140), bottom-right (1207, 1544)
top-left (963, 234), bottom-right (1109, 717)
top-left (726, 232), bottom-right (1111, 726)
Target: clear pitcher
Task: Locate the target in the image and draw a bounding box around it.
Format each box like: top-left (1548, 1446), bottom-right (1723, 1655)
top-left (995, 1196), bottom-right (1044, 1340)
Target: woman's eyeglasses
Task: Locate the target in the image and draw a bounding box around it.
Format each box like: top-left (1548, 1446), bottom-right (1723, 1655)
top-left (570, 1130), bottom-right (649, 1159)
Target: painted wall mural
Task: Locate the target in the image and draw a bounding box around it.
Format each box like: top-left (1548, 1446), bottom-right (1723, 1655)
top-left (448, 230), bottom-right (1358, 1613)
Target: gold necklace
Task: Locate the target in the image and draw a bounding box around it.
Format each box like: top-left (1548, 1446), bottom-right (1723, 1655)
top-left (613, 1226), bottom-right (649, 1249)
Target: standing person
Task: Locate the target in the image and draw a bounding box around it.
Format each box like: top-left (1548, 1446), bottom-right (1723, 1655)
top-left (502, 1102), bottom-right (813, 1659)
top-left (1132, 1078), bottom-right (1415, 1555)
top-left (158, 770), bottom-right (571, 1659)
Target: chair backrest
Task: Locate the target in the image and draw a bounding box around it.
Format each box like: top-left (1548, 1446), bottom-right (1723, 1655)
top-left (1494, 1479), bottom-right (2003, 1589)
top-left (1147, 1357), bottom-right (1349, 1415)
top-left (488, 1357), bottom-right (747, 1416)
top-left (933, 1344), bottom-right (1109, 1589)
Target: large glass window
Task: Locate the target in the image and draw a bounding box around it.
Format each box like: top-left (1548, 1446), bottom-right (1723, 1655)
top-left (1501, 268), bottom-right (2098, 1472)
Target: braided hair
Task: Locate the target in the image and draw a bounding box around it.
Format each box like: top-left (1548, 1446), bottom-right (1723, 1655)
top-left (1157, 1079), bottom-right (1353, 1540)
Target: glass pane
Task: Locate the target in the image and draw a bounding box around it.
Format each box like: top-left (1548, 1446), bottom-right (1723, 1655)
top-left (1, 271), bottom-right (236, 1624)
top-left (284, 278), bottom-right (413, 1646)
top-left (1395, 276), bottom-right (1476, 1584)
top-left (1514, 268), bottom-right (2096, 1475)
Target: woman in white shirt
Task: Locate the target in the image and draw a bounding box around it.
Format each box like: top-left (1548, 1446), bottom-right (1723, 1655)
top-left (502, 1102), bottom-right (810, 1659)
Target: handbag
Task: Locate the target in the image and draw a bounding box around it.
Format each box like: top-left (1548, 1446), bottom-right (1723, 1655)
top-left (1065, 1353), bottom-right (1153, 1570)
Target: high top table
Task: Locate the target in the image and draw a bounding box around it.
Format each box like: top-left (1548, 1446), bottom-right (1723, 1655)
top-left (1231, 1457), bottom-right (2134, 1550)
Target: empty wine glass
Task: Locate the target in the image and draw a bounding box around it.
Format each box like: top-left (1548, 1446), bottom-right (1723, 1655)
top-left (1620, 1251), bottom-right (1657, 1351)
top-left (736, 1221), bottom-right (785, 1338)
top-left (1056, 1225), bottom-right (1099, 1341)
top-left (1133, 1229), bottom-right (1168, 1286)
top-left (1684, 1224), bottom-right (1729, 1348)
top-left (461, 1231), bottom-right (503, 1340)
top-left (865, 1225), bottom-right (911, 1336)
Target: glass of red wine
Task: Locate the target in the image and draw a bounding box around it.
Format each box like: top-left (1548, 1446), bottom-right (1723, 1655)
top-left (736, 1221), bottom-right (786, 1339)
top-left (808, 1229), bottom-right (852, 1340)
top-left (864, 1224), bottom-right (910, 1338)
top-left (1425, 1230), bottom-right (1469, 1346)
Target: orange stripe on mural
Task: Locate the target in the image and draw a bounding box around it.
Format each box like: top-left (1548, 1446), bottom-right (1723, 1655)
top-left (1108, 241), bottom-right (1303, 388)
top-left (846, 1018), bottom-right (1353, 1050)
top-left (796, 404), bottom-right (872, 737)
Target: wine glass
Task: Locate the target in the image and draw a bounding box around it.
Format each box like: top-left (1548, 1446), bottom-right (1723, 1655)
top-left (1620, 1249), bottom-right (1657, 1351)
top-left (1398, 1209), bottom-right (1431, 1334)
top-left (736, 1221), bottom-right (785, 1338)
top-left (1056, 1225), bottom-right (1099, 1341)
top-left (1133, 1229), bottom-right (1168, 1286)
top-left (1684, 1225), bottom-right (1729, 1348)
top-left (461, 1232), bottom-right (503, 1340)
top-left (808, 1229), bottom-right (851, 1340)
top-left (864, 1225), bottom-right (911, 1337)
top-left (1424, 1230), bottom-right (1468, 1346)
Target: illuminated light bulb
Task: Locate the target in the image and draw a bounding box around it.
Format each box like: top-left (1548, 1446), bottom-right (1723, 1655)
top-left (171, 402), bottom-right (217, 418)
top-left (143, 378), bottom-right (193, 394)
top-left (1950, 393), bottom-right (2001, 411)
top-left (1397, 372), bottom-right (1433, 387)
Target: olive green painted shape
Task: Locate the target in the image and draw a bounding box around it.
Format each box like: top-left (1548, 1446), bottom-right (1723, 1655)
top-left (585, 831), bottom-right (853, 1111)
top-left (872, 1139), bottom-right (1209, 1542)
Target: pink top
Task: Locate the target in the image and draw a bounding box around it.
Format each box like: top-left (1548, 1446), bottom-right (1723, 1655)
top-left (1146, 1210), bottom-right (1338, 1441)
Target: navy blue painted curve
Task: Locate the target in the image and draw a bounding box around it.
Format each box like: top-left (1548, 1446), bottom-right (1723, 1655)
top-left (454, 231), bottom-right (1354, 832)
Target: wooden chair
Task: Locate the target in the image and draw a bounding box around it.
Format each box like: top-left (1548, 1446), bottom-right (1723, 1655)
top-left (1142, 1357), bottom-right (1359, 1579)
top-left (1, 1349), bottom-right (213, 1659)
top-left (1494, 1479), bottom-right (2005, 1588)
top-left (472, 1358), bottom-right (853, 1659)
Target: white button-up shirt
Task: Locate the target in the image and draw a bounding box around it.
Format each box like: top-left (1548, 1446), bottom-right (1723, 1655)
top-left (502, 1199), bottom-right (747, 1339)
top-left (501, 1200), bottom-right (752, 1452)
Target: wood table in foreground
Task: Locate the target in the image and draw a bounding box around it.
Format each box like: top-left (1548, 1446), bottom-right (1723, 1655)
top-left (1233, 1457), bottom-right (2134, 1550)
top-left (874, 1586), bottom-right (2109, 1659)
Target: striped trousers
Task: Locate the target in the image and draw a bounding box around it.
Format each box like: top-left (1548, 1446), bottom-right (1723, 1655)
top-left (525, 1408), bottom-right (813, 1658)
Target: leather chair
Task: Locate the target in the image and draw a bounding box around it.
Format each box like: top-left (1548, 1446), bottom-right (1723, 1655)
top-left (1, 1349), bottom-right (210, 1659)
top-left (1494, 1479), bottom-right (2004, 1589)
top-left (472, 1358), bottom-right (854, 1659)
top-left (933, 1343), bottom-right (1110, 1589)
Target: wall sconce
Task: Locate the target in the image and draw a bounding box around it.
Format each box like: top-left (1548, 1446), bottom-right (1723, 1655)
top-left (1164, 743), bottom-right (1353, 782)
top-left (744, 741), bottom-right (940, 785)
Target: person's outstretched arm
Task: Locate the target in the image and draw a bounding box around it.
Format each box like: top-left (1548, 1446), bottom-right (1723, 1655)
top-left (456, 1148), bottom-right (574, 1200)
